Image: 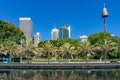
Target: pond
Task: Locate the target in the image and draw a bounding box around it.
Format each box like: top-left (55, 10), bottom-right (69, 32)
top-left (0, 69), bottom-right (120, 80)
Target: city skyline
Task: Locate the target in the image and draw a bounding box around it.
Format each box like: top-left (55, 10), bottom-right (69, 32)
top-left (51, 25), bottom-right (70, 40)
top-left (0, 0), bottom-right (120, 41)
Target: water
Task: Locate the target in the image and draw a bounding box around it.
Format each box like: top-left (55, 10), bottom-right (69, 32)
top-left (0, 69), bottom-right (120, 80)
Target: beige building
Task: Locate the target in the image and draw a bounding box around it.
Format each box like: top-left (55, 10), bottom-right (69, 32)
top-left (19, 18), bottom-right (33, 39)
top-left (51, 28), bottom-right (59, 40)
top-left (34, 32), bottom-right (40, 46)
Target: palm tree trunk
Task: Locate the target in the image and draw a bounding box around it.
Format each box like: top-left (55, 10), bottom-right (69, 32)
top-left (105, 52), bottom-right (107, 63)
top-left (100, 55), bottom-right (103, 62)
top-left (67, 52), bottom-right (70, 62)
top-left (48, 52), bottom-right (50, 63)
top-left (28, 53), bottom-right (29, 63)
top-left (100, 53), bottom-right (103, 62)
top-left (85, 51), bottom-right (87, 63)
top-left (71, 54), bottom-right (73, 60)
top-left (20, 53), bottom-right (22, 63)
top-left (26, 51), bottom-right (30, 63)
top-left (62, 54), bottom-right (64, 60)
top-left (10, 52), bottom-right (12, 63)
top-left (85, 56), bottom-right (87, 63)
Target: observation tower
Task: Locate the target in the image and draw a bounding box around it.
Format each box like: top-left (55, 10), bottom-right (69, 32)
top-left (102, 3), bottom-right (108, 32)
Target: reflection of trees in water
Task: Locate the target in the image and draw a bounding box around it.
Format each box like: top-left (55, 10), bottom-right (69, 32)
top-left (38, 70), bottom-right (72, 80)
top-left (0, 70), bottom-right (120, 80)
top-left (85, 70), bottom-right (120, 80)
top-left (0, 70), bottom-right (9, 80)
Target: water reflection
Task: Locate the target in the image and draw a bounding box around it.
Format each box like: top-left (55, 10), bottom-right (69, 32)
top-left (0, 69), bottom-right (120, 80)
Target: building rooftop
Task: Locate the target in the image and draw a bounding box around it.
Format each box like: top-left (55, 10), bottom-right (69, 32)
top-left (19, 18), bottom-right (31, 20)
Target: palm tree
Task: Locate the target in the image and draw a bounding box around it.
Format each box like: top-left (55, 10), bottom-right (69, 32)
top-left (69, 46), bottom-right (77, 60)
top-left (98, 39), bottom-right (118, 62)
top-left (79, 40), bottom-right (94, 63)
top-left (40, 41), bottom-right (56, 63)
top-left (18, 39), bottom-right (36, 63)
top-left (59, 42), bottom-right (75, 61)
top-left (2, 40), bottom-right (20, 62)
top-left (75, 44), bottom-right (83, 59)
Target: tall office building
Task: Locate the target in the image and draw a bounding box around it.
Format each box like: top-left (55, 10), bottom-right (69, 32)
top-left (19, 18), bottom-right (33, 39)
top-left (67, 26), bottom-right (71, 38)
top-left (51, 28), bottom-right (59, 40)
top-left (58, 25), bottom-right (71, 40)
top-left (34, 32), bottom-right (40, 46)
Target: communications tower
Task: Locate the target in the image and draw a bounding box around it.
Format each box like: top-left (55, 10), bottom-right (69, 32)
top-left (102, 3), bottom-right (108, 32)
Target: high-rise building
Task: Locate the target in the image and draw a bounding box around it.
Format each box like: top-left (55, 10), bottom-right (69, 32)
top-left (67, 26), bottom-right (71, 38)
top-left (19, 18), bottom-right (33, 39)
top-left (51, 28), bottom-right (59, 40)
top-left (34, 32), bottom-right (40, 46)
top-left (58, 25), bottom-right (71, 40)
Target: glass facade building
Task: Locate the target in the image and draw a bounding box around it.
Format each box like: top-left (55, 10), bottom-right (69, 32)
top-left (58, 25), bottom-right (70, 40)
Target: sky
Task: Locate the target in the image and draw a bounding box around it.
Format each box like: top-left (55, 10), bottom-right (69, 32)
top-left (0, 0), bottom-right (120, 41)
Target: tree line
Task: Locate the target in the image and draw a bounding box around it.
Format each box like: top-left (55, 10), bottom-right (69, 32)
top-left (0, 20), bottom-right (120, 63)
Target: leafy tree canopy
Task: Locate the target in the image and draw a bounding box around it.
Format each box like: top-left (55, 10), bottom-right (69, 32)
top-left (88, 32), bottom-right (120, 45)
top-left (0, 20), bottom-right (25, 44)
top-left (38, 38), bottom-right (79, 48)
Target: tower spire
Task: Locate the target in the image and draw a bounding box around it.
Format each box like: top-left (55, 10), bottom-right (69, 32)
top-left (102, 3), bottom-right (108, 32)
top-left (104, 3), bottom-right (105, 8)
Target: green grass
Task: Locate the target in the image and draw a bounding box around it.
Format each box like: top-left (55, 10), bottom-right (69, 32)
top-left (19, 58), bottom-right (120, 63)
top-left (31, 58), bottom-right (111, 62)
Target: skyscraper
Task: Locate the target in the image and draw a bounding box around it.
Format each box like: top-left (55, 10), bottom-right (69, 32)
top-left (58, 25), bottom-right (71, 40)
top-left (51, 28), bottom-right (59, 40)
top-left (19, 18), bottom-right (33, 39)
top-left (67, 26), bottom-right (71, 38)
top-left (34, 32), bottom-right (40, 46)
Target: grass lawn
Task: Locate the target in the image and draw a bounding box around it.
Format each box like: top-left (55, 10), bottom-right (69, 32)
top-left (31, 58), bottom-right (120, 62)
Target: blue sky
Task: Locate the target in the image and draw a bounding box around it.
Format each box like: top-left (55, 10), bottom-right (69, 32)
top-left (0, 0), bottom-right (120, 41)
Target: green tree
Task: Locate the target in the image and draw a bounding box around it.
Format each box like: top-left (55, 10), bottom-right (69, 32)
top-left (97, 39), bottom-right (118, 62)
top-left (88, 32), bottom-right (120, 59)
top-left (18, 39), bottom-right (37, 63)
top-left (59, 42), bottom-right (75, 61)
top-left (79, 40), bottom-right (94, 62)
top-left (2, 40), bottom-right (20, 62)
top-left (88, 32), bottom-right (111, 45)
top-left (40, 41), bottom-right (56, 63)
top-left (0, 20), bottom-right (25, 44)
